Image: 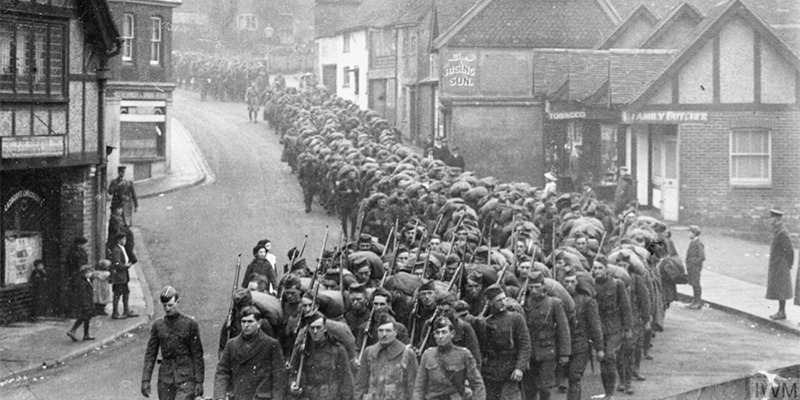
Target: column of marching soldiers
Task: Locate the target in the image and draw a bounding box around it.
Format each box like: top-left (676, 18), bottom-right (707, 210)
top-left (148, 56), bottom-right (689, 400)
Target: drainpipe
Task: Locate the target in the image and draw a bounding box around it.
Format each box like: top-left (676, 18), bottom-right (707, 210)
top-left (96, 59), bottom-right (110, 262)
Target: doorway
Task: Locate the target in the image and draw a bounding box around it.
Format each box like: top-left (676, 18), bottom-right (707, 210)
top-left (648, 124), bottom-right (679, 221)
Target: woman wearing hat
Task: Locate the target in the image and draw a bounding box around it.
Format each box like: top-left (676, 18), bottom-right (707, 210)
top-left (67, 264), bottom-right (96, 342)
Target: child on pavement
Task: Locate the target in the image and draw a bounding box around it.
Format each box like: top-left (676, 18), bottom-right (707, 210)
top-left (686, 225), bottom-right (705, 309)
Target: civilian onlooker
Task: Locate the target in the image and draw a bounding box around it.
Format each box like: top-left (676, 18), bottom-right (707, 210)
top-left (448, 146), bottom-right (466, 169)
top-left (766, 209), bottom-right (794, 320)
top-left (432, 138), bottom-right (451, 162)
top-left (110, 232), bottom-right (138, 319)
top-left (93, 259), bottom-right (112, 316)
top-left (66, 236), bottom-right (89, 278)
top-left (67, 264), bottom-right (96, 342)
top-left (685, 226), bottom-right (706, 310)
top-left (30, 259), bottom-right (49, 317)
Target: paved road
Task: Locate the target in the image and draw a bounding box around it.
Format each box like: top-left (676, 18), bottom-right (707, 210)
top-left (3, 90), bottom-right (798, 399)
top-left (1, 89), bottom-right (338, 399)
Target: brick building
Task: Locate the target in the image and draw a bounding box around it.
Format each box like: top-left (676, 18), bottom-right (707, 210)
top-left (105, 0), bottom-right (181, 181)
top-left (0, 0), bottom-right (120, 321)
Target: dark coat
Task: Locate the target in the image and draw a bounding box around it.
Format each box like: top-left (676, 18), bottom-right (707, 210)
top-left (141, 313), bottom-right (205, 385)
top-left (214, 330), bottom-right (285, 400)
top-left (477, 309), bottom-right (531, 382)
top-left (66, 245), bottom-right (89, 277)
top-left (767, 225), bottom-right (794, 300)
top-left (71, 275), bottom-right (95, 320)
top-left (570, 293), bottom-right (604, 355)
top-left (109, 244), bottom-right (130, 285)
top-left (241, 258), bottom-right (277, 290)
top-left (523, 295), bottom-right (571, 361)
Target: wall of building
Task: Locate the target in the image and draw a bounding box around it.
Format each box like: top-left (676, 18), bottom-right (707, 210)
top-left (107, 2), bottom-right (174, 83)
top-left (679, 111), bottom-right (800, 228)
top-left (720, 17), bottom-right (755, 103)
top-left (678, 41), bottom-right (713, 103)
top-left (450, 103), bottom-right (544, 184)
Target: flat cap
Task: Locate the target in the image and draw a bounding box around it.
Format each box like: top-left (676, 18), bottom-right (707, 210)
top-left (770, 209), bottom-right (784, 217)
top-left (688, 225), bottom-right (701, 235)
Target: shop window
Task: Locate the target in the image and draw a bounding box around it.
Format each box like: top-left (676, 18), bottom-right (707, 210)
top-left (0, 18), bottom-right (66, 99)
top-left (150, 17), bottom-right (161, 66)
top-left (119, 100), bottom-right (167, 160)
top-left (122, 14), bottom-right (134, 62)
top-left (730, 128), bottom-right (771, 186)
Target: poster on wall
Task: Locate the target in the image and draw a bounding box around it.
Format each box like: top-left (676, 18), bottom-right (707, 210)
top-left (4, 233), bottom-right (43, 285)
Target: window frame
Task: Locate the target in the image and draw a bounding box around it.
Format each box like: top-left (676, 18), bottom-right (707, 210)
top-left (343, 32), bottom-right (351, 53)
top-left (0, 16), bottom-right (68, 102)
top-left (122, 13), bottom-right (135, 62)
top-left (342, 66), bottom-right (350, 88)
top-left (729, 127), bottom-right (772, 187)
top-left (150, 16), bottom-right (161, 66)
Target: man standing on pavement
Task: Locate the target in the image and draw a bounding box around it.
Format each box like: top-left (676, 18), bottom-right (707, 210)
top-left (766, 209), bottom-right (794, 320)
top-left (478, 284), bottom-right (531, 400)
top-left (142, 286), bottom-right (205, 400)
top-left (685, 225), bottom-right (706, 310)
top-left (592, 261), bottom-right (632, 400)
top-left (214, 306), bottom-right (285, 400)
top-left (108, 165), bottom-right (138, 226)
top-left (521, 271), bottom-right (571, 400)
top-left (110, 232), bottom-right (138, 319)
top-left (355, 314), bottom-right (418, 400)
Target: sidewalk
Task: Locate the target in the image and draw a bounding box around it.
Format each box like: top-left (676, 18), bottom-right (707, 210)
top-left (670, 226), bottom-right (800, 336)
top-left (0, 116), bottom-right (211, 387)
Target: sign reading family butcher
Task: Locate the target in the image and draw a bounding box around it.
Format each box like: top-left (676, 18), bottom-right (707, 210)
top-left (621, 111), bottom-right (709, 124)
top-left (442, 50), bottom-right (479, 95)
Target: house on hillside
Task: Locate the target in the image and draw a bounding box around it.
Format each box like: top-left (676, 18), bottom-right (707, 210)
top-left (0, 0), bottom-right (120, 321)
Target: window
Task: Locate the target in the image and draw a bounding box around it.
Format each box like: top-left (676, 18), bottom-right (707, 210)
top-left (150, 17), bottom-right (161, 66)
top-left (122, 14), bottom-right (134, 62)
top-left (237, 15), bottom-right (257, 31)
top-left (0, 18), bottom-right (66, 99)
top-left (343, 32), bottom-right (351, 53)
top-left (730, 128), bottom-right (771, 185)
top-left (342, 67), bottom-right (350, 88)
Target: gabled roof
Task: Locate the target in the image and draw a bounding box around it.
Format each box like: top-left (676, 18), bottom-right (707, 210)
top-left (337, 0), bottom-right (418, 33)
top-left (597, 4), bottom-right (660, 49)
top-left (433, 0), bottom-right (482, 39)
top-left (627, 0), bottom-right (800, 110)
top-left (608, 0), bottom-right (800, 25)
top-left (637, 2), bottom-right (704, 49)
top-left (609, 50), bottom-right (677, 104)
top-left (315, 0), bottom-right (362, 38)
top-left (80, 0), bottom-right (123, 57)
top-left (433, 0), bottom-right (619, 50)
top-left (395, 0), bottom-right (435, 27)
top-left (532, 51), bottom-right (572, 95)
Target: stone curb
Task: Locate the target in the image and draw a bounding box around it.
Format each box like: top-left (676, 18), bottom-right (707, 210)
top-left (676, 292), bottom-right (800, 337)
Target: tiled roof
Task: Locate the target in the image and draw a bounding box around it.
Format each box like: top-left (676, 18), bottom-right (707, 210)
top-left (532, 51), bottom-right (571, 95)
top-left (436, 0), bottom-right (483, 35)
top-left (597, 4), bottom-right (660, 49)
top-left (637, 2), bottom-right (704, 49)
top-left (608, 0), bottom-right (800, 25)
top-left (449, 0), bottom-right (617, 48)
top-left (338, 0), bottom-right (417, 32)
top-left (316, 0), bottom-right (362, 38)
top-left (609, 51), bottom-right (676, 103)
top-left (395, 0), bottom-right (435, 26)
top-left (569, 52), bottom-right (613, 101)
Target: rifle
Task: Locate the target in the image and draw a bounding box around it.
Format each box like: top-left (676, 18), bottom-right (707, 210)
top-left (338, 229), bottom-right (345, 299)
top-left (293, 226), bottom-right (329, 392)
top-left (518, 246), bottom-right (537, 307)
top-left (358, 234), bottom-right (400, 366)
top-left (286, 235), bottom-right (308, 275)
top-left (415, 261), bottom-right (465, 355)
top-left (381, 223), bottom-right (396, 258)
top-left (591, 230), bottom-right (608, 267)
top-left (421, 214), bottom-right (444, 280)
top-left (224, 254), bottom-right (243, 343)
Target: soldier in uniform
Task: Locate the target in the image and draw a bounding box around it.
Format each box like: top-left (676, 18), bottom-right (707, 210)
top-left (141, 286), bottom-right (205, 400)
top-left (616, 254), bottom-right (650, 394)
top-left (562, 269), bottom-right (604, 400)
top-left (108, 165), bottom-right (138, 226)
top-left (592, 262), bottom-right (632, 400)
top-left (290, 312), bottom-right (355, 400)
top-left (355, 314), bottom-right (418, 400)
top-left (336, 170), bottom-right (361, 240)
top-left (214, 306), bottom-right (285, 400)
top-left (478, 284), bottom-right (531, 400)
top-left (298, 156), bottom-right (320, 213)
top-left (407, 280), bottom-right (438, 346)
top-left (521, 271), bottom-right (571, 400)
top-left (413, 316), bottom-right (486, 400)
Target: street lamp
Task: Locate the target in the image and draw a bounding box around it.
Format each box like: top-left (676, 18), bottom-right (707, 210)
top-left (264, 26), bottom-right (274, 71)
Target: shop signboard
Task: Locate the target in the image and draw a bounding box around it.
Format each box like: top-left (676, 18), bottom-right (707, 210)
top-left (621, 111), bottom-right (708, 124)
top-left (442, 50), bottom-right (479, 95)
top-left (4, 233), bottom-right (43, 285)
top-left (1, 136), bottom-right (65, 158)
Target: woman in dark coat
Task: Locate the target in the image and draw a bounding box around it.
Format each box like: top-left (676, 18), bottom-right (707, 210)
top-left (241, 245), bottom-right (277, 292)
top-left (68, 265), bottom-right (96, 342)
top-left (766, 210), bottom-right (794, 320)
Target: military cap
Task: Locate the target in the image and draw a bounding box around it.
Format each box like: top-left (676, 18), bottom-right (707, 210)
top-left (466, 270), bottom-right (483, 284)
top-left (446, 254), bottom-right (461, 265)
top-left (689, 225), bottom-right (702, 235)
top-left (483, 284), bottom-right (504, 300)
top-left (302, 311), bottom-right (325, 326)
top-left (282, 274), bottom-right (302, 289)
top-left (348, 282), bottom-right (366, 293)
top-left (436, 291), bottom-right (457, 306)
top-left (117, 165), bottom-right (127, 171)
top-left (375, 313), bottom-right (396, 328)
top-left (770, 209), bottom-right (784, 218)
top-left (287, 247), bottom-right (300, 259)
top-left (419, 280), bottom-right (436, 292)
top-left (527, 270), bottom-right (545, 285)
top-left (358, 233), bottom-right (373, 243)
top-left (433, 316), bottom-right (454, 330)
top-left (161, 285), bottom-right (181, 303)
top-left (454, 300), bottom-right (469, 313)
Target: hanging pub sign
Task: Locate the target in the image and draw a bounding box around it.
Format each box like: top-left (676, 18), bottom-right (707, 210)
top-left (621, 111), bottom-right (709, 124)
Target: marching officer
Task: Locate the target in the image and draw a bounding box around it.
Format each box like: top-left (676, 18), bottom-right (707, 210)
top-left (141, 286), bottom-right (205, 400)
top-left (478, 284), bottom-right (531, 400)
top-left (290, 312), bottom-right (354, 400)
top-left (413, 316), bottom-right (486, 400)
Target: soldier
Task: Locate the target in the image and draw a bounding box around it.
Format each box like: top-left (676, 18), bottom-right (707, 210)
top-left (478, 284), bottom-right (531, 400)
top-left (213, 306), bottom-right (285, 400)
top-left (344, 283), bottom-right (371, 338)
top-left (521, 271), bottom-right (571, 400)
top-left (767, 209), bottom-right (794, 320)
top-left (336, 170), bottom-right (361, 240)
top-left (616, 254), bottom-right (651, 394)
top-left (463, 271), bottom-right (486, 317)
top-left (413, 316), bottom-right (486, 400)
top-left (408, 280), bottom-right (438, 346)
top-left (245, 83), bottom-right (260, 123)
top-left (592, 262), bottom-right (632, 400)
top-left (141, 286), bottom-right (205, 400)
top-left (355, 314), bottom-right (418, 400)
top-left (417, 292), bottom-right (482, 369)
top-left (290, 312), bottom-right (355, 400)
top-left (614, 167), bottom-right (636, 217)
top-left (298, 156), bottom-right (320, 213)
top-left (108, 165), bottom-right (138, 226)
top-left (562, 269), bottom-right (604, 400)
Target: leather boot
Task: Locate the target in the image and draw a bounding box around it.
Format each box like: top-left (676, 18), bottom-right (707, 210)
top-left (123, 293), bottom-right (138, 317)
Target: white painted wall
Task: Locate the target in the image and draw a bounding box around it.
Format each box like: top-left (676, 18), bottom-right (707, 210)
top-left (315, 30), bottom-right (369, 109)
top-left (720, 17), bottom-right (755, 103)
top-left (762, 40), bottom-right (796, 104)
top-left (678, 41), bottom-right (713, 104)
top-left (635, 124), bottom-right (649, 206)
